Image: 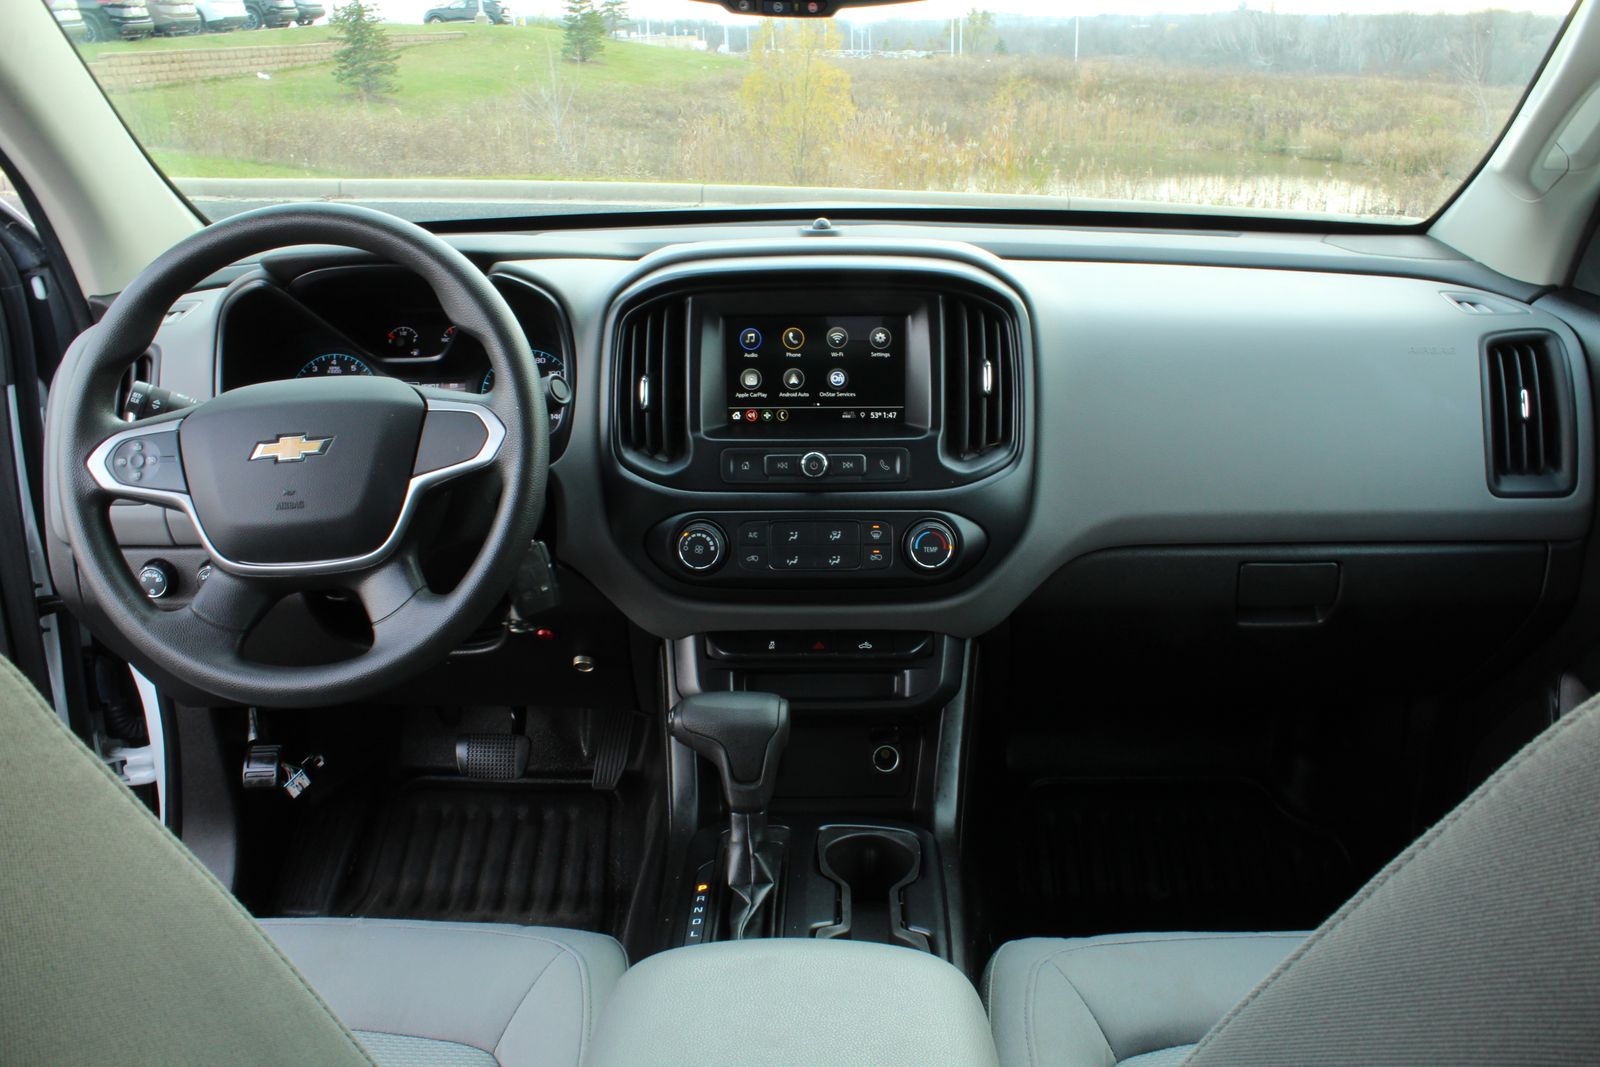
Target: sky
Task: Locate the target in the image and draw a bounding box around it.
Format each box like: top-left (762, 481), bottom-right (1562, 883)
top-left (383, 0), bottom-right (1576, 23)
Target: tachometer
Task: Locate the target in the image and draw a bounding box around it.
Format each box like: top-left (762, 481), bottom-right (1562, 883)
top-left (296, 353), bottom-right (374, 379)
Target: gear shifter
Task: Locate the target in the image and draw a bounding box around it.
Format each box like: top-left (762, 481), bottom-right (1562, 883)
top-left (668, 692), bottom-right (790, 940)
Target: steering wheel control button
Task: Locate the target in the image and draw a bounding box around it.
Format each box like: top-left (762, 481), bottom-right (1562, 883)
top-left (906, 520), bottom-right (958, 571)
top-left (869, 326), bottom-right (893, 349)
top-left (782, 327), bottom-right (806, 351)
top-left (109, 430), bottom-right (185, 492)
top-left (738, 327), bottom-right (763, 351)
top-left (826, 327), bottom-right (849, 349)
top-left (801, 451), bottom-right (829, 478)
top-left (739, 368), bottom-right (763, 390)
top-left (137, 560), bottom-right (172, 600)
top-left (676, 522), bottom-right (727, 572)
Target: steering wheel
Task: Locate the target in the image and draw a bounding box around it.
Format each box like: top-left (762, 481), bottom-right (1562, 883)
top-left (44, 204), bottom-right (548, 708)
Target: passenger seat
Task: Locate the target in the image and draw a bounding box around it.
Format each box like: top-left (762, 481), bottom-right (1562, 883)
top-left (984, 691), bottom-right (1600, 1066)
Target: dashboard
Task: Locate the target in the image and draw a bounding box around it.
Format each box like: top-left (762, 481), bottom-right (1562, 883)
top-left (104, 220), bottom-right (1595, 651)
top-left (215, 264), bottom-right (573, 435)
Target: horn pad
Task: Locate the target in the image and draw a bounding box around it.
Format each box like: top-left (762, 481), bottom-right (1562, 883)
top-left (178, 377), bottom-right (425, 567)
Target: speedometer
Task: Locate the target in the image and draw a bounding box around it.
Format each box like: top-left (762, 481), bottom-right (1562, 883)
top-left (477, 348), bottom-right (563, 395)
top-left (297, 353), bottom-right (374, 379)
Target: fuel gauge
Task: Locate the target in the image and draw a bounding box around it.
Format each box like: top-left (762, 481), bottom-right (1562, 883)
top-left (386, 326), bottom-right (421, 356)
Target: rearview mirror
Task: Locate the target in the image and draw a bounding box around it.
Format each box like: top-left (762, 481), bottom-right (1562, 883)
top-left (690, 0), bottom-right (919, 16)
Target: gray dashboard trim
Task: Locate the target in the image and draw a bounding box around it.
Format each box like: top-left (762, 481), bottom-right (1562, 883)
top-left (132, 235), bottom-right (1592, 640)
top-left (532, 245), bottom-right (1589, 638)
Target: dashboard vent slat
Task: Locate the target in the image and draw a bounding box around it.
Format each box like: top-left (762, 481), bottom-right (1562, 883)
top-left (943, 294), bottom-right (1016, 464)
top-left (617, 297), bottom-right (690, 466)
top-left (1483, 333), bottom-right (1574, 497)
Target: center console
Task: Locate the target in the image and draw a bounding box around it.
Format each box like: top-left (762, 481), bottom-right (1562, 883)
top-left (604, 262), bottom-right (1029, 599)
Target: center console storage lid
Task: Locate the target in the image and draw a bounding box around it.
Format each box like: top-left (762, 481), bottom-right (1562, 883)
top-left (586, 940), bottom-right (999, 1067)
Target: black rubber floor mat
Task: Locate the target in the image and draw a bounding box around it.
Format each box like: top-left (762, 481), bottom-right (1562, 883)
top-left (283, 783), bottom-right (613, 929)
top-left (1001, 779), bottom-right (1356, 939)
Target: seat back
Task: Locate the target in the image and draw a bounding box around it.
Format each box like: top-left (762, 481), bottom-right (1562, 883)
top-left (1185, 693), bottom-right (1600, 1065)
top-left (0, 655), bottom-right (372, 1065)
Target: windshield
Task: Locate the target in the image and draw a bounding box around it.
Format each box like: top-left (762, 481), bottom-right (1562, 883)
top-left (58, 0), bottom-right (1575, 224)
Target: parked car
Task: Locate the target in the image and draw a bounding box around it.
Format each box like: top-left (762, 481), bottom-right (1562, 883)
top-left (149, 0), bottom-right (200, 34)
top-left (47, 0), bottom-right (86, 39)
top-left (80, 0), bottom-right (154, 40)
top-left (242, 0), bottom-right (294, 29)
top-left (292, 1), bottom-right (322, 25)
top-left (423, 0), bottom-right (510, 25)
top-left (193, 0), bottom-right (246, 31)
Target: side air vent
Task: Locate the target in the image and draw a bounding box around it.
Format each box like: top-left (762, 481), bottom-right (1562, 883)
top-left (1483, 333), bottom-right (1576, 497)
top-left (943, 294), bottom-right (1018, 465)
top-left (615, 297), bottom-right (690, 466)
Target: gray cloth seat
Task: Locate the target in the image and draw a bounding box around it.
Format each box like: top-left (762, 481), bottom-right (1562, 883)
top-left (984, 932), bottom-right (1305, 1067)
top-left (0, 651), bottom-right (624, 1067)
top-left (986, 690), bottom-right (1600, 1067)
top-left (263, 918), bottom-right (627, 1067)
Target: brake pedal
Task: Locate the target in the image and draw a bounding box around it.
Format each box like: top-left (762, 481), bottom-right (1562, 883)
top-left (455, 734), bottom-right (531, 780)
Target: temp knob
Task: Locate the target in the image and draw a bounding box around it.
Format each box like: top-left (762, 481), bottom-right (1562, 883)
top-left (800, 451), bottom-right (829, 478)
top-left (676, 521), bottom-right (727, 572)
top-left (138, 560), bottom-right (173, 599)
top-left (905, 520), bottom-right (958, 571)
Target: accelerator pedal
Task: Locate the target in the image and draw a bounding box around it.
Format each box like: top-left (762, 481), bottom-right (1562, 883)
top-left (589, 709), bottom-right (633, 791)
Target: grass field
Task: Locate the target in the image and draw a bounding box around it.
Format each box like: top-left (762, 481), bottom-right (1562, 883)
top-left (86, 23), bottom-right (1516, 218)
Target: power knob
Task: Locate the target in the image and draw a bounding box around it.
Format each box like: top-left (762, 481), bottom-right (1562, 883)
top-left (904, 520), bottom-right (958, 571)
top-left (676, 521), bottom-right (727, 572)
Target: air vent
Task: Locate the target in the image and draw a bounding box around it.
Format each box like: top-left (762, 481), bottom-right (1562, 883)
top-left (1443, 292), bottom-right (1525, 316)
top-left (615, 297), bottom-right (690, 466)
top-left (943, 295), bottom-right (1017, 464)
top-left (1483, 333), bottom-right (1575, 497)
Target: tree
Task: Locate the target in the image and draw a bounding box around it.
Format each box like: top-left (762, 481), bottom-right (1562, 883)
top-left (563, 0), bottom-right (606, 62)
top-left (599, 0), bottom-right (628, 37)
top-left (330, 1), bottom-right (399, 100)
top-left (738, 20), bottom-right (854, 185)
top-left (964, 9), bottom-right (995, 55)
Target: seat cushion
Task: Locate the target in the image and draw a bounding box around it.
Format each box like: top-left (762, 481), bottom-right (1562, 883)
top-left (261, 918), bottom-right (626, 1067)
top-left (983, 932), bottom-right (1305, 1067)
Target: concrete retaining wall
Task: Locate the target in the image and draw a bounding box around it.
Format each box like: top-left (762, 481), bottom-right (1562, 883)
top-left (91, 32), bottom-right (464, 91)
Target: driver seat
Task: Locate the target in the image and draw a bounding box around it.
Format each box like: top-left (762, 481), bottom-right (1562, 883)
top-left (0, 655), bottom-right (624, 1066)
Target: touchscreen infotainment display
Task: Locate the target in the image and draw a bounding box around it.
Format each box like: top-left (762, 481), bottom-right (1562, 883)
top-left (725, 315), bottom-right (907, 434)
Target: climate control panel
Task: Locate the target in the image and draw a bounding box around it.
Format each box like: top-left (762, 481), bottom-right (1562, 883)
top-left (648, 510), bottom-right (983, 586)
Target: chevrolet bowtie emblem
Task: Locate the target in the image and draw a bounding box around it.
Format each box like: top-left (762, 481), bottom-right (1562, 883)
top-left (249, 434), bottom-right (332, 463)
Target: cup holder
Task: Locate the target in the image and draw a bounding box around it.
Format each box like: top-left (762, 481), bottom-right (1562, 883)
top-left (812, 825), bottom-right (931, 952)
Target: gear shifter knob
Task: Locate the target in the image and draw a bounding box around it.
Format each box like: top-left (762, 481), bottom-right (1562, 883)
top-left (668, 692), bottom-right (790, 813)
